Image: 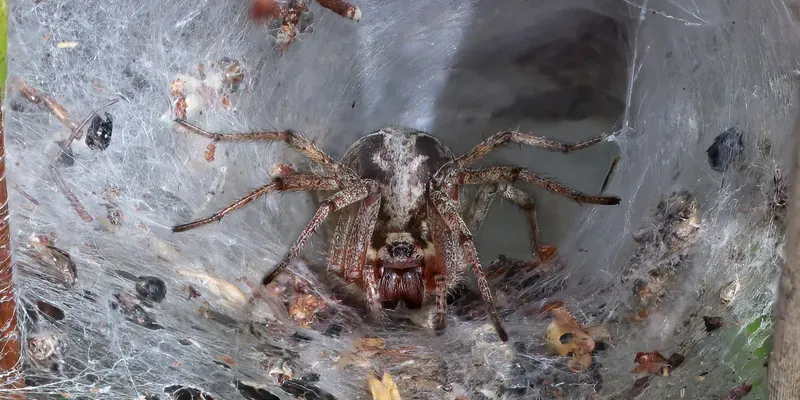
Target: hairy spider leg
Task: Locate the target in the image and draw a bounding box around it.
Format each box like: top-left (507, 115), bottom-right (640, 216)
top-left (430, 190), bottom-right (509, 342)
top-left (458, 167), bottom-right (621, 206)
top-left (353, 193), bottom-right (386, 319)
top-left (262, 182), bottom-right (378, 286)
top-left (172, 174), bottom-right (341, 232)
top-left (174, 119), bottom-right (351, 174)
top-left (455, 130), bottom-right (611, 168)
top-left (463, 183), bottom-right (553, 262)
top-left (426, 192), bottom-right (463, 333)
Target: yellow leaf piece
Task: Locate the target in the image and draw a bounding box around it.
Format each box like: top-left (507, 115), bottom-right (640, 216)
top-left (540, 301), bottom-right (597, 372)
top-left (369, 373), bottom-right (402, 400)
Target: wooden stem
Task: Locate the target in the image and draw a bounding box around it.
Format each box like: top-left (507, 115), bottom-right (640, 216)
top-left (768, 95), bottom-right (800, 398)
top-left (0, 107), bottom-right (23, 394)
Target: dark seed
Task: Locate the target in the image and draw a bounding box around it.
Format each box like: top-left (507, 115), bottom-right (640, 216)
top-left (235, 380), bottom-right (280, 400)
top-left (322, 323), bottom-right (342, 338)
top-left (163, 385), bottom-right (216, 400)
top-left (706, 126), bottom-right (744, 172)
top-left (279, 379), bottom-right (338, 400)
top-left (703, 316), bottom-right (724, 332)
top-left (301, 372), bottom-right (320, 383)
top-left (135, 276), bottom-right (167, 302)
top-left (36, 300), bottom-right (65, 321)
top-left (113, 292), bottom-right (163, 330)
top-left (45, 245), bottom-right (77, 287)
top-left (85, 112), bottom-right (113, 151)
top-left (667, 353), bottom-right (685, 370)
top-left (213, 360), bottom-right (231, 370)
top-left (292, 332), bottom-right (313, 342)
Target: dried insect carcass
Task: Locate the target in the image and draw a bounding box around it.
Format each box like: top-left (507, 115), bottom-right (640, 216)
top-left (252, 0), bottom-right (361, 51)
top-left (170, 120), bottom-right (621, 342)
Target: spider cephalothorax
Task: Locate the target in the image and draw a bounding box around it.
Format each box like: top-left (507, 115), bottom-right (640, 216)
top-left (171, 121), bottom-right (621, 341)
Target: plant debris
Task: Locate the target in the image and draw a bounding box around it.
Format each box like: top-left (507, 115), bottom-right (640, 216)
top-left (204, 143), bottom-right (216, 162)
top-left (32, 243), bottom-right (78, 287)
top-left (251, 0), bottom-right (361, 51)
top-left (625, 191), bottom-right (701, 320)
top-left (703, 316), bottom-right (724, 332)
top-left (177, 269), bottom-right (247, 306)
top-left (368, 373), bottom-right (402, 400)
top-left (36, 300), bottom-right (65, 321)
top-left (540, 301), bottom-right (602, 372)
top-left (632, 350), bottom-right (685, 376)
top-left (111, 292), bottom-right (163, 330)
top-left (163, 385), bottom-right (216, 400)
top-left (85, 112), bottom-right (113, 150)
top-left (135, 276), bottom-right (168, 302)
top-left (707, 126), bottom-right (744, 172)
top-left (722, 382), bottom-right (752, 399)
top-left (27, 332), bottom-right (61, 372)
top-left (337, 337), bottom-right (386, 369)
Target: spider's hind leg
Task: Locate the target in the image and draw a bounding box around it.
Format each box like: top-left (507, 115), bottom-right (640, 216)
top-left (462, 183), bottom-right (555, 264)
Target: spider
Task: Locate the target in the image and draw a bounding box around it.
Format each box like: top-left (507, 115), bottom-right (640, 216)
top-left (171, 120), bottom-right (621, 341)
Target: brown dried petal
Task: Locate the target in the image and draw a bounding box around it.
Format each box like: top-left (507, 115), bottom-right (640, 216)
top-left (632, 351), bottom-right (668, 375)
top-left (543, 304), bottom-right (595, 358)
top-left (368, 372), bottom-right (402, 400)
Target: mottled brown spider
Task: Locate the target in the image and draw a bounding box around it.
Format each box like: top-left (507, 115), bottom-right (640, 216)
top-left (171, 119), bottom-right (621, 341)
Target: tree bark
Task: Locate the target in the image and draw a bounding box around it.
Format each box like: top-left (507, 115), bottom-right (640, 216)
top-left (768, 95), bottom-right (800, 398)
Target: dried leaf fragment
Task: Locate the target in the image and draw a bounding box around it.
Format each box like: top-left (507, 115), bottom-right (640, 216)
top-left (633, 351), bottom-right (668, 375)
top-left (541, 302), bottom-right (596, 372)
top-left (178, 269), bottom-right (247, 306)
top-left (337, 337), bottom-right (386, 368)
top-left (723, 382), bottom-right (752, 399)
top-left (369, 373), bottom-right (402, 400)
top-left (703, 316), bottom-right (724, 332)
top-left (220, 354), bottom-right (236, 367)
top-left (204, 143), bottom-right (216, 162)
top-left (633, 350), bottom-right (684, 376)
top-left (317, 0), bottom-right (362, 21)
top-left (287, 293), bottom-right (327, 326)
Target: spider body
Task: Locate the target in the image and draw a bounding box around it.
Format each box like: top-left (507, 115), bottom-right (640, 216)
top-left (332, 127), bottom-right (455, 311)
top-left (171, 119), bottom-right (622, 342)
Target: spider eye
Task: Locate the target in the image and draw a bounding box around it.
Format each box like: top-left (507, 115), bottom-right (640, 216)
top-left (389, 242), bottom-right (413, 259)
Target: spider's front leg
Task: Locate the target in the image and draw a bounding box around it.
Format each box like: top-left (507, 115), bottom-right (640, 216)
top-left (430, 188), bottom-right (509, 342)
top-left (262, 181), bottom-right (379, 285)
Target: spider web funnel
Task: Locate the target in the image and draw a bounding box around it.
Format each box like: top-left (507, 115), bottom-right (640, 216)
top-left (2, 0), bottom-right (799, 399)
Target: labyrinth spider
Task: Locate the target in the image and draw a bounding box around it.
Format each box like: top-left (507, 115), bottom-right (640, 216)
top-left (171, 119), bottom-right (620, 341)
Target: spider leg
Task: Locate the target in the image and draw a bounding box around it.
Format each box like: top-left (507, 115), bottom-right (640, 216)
top-left (430, 190), bottom-right (508, 342)
top-left (432, 275), bottom-right (448, 331)
top-left (174, 119), bottom-right (347, 174)
top-left (456, 130), bottom-right (609, 167)
top-left (458, 167), bottom-right (621, 205)
top-left (351, 194), bottom-right (386, 319)
top-left (463, 184), bottom-right (498, 233)
top-left (262, 181), bottom-right (377, 286)
top-left (172, 174), bottom-right (341, 232)
top-left (463, 183), bottom-right (553, 262)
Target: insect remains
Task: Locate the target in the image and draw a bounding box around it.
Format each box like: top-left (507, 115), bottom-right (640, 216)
top-left (171, 120), bottom-right (621, 342)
